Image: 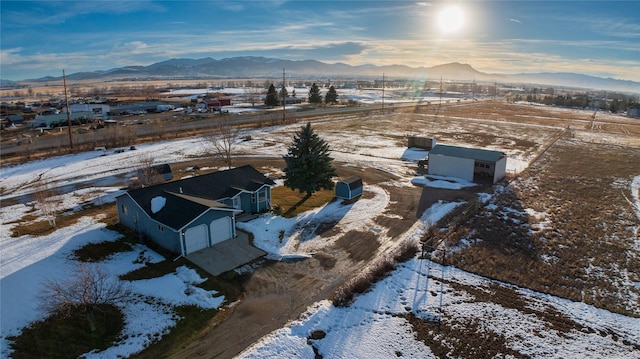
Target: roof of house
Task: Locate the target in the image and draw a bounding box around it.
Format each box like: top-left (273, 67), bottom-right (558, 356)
top-left (429, 144), bottom-right (506, 162)
top-left (124, 165), bottom-right (275, 230)
top-left (338, 176), bottom-right (363, 190)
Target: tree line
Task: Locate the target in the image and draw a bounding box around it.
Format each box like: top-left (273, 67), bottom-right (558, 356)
top-left (264, 83), bottom-right (338, 106)
top-left (512, 93), bottom-right (639, 114)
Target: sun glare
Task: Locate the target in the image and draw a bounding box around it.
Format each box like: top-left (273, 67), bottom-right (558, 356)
top-left (437, 6), bottom-right (464, 34)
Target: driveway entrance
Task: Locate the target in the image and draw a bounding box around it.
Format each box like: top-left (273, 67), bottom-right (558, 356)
top-left (185, 230), bottom-right (266, 276)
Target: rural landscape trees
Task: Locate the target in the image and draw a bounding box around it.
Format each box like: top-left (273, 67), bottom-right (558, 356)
top-left (283, 122), bottom-right (337, 198)
top-left (325, 85), bottom-right (338, 104)
top-left (308, 83), bottom-right (322, 104)
top-left (265, 84), bottom-right (279, 106)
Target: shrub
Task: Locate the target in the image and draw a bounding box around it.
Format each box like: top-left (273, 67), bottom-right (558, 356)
top-left (331, 239), bottom-right (418, 307)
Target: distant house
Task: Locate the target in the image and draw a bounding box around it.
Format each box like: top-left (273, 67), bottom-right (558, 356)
top-left (627, 106), bottom-right (640, 119)
top-left (201, 98), bottom-right (231, 111)
top-left (335, 176), bottom-right (363, 200)
top-left (427, 144), bottom-right (507, 184)
top-left (7, 115), bottom-right (24, 125)
top-left (284, 96), bottom-right (302, 105)
top-left (137, 163), bottom-right (173, 185)
top-left (116, 165), bottom-right (275, 256)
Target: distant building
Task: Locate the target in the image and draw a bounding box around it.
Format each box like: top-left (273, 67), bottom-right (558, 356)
top-left (200, 98), bottom-right (232, 111)
top-left (67, 104), bottom-right (110, 120)
top-left (29, 111), bottom-right (93, 128)
top-left (408, 136), bottom-right (437, 150)
top-left (627, 106), bottom-right (640, 119)
top-left (284, 96), bottom-right (302, 105)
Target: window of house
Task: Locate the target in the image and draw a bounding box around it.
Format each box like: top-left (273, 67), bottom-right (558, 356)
top-left (251, 194), bottom-right (256, 203)
top-left (233, 197), bottom-right (240, 208)
top-left (121, 204), bottom-right (127, 214)
top-left (258, 189), bottom-right (267, 202)
top-left (158, 224), bottom-right (164, 232)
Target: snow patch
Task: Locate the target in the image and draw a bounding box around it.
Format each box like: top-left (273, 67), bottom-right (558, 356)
top-left (151, 196), bottom-right (166, 214)
top-left (412, 174), bottom-right (477, 189)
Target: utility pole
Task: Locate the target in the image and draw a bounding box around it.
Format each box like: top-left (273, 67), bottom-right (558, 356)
top-left (63, 69), bottom-right (73, 149)
top-left (282, 68), bottom-right (286, 123)
top-left (381, 73), bottom-right (385, 111)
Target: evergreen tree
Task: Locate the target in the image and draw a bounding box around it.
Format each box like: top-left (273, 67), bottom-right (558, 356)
top-left (283, 122), bottom-right (337, 198)
top-left (610, 99), bottom-right (620, 113)
top-left (308, 83), bottom-right (322, 104)
top-left (325, 85), bottom-right (338, 104)
top-left (265, 84), bottom-right (279, 106)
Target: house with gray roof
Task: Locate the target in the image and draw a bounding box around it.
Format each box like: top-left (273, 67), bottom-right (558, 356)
top-left (427, 144), bottom-right (507, 184)
top-left (116, 165), bottom-right (275, 256)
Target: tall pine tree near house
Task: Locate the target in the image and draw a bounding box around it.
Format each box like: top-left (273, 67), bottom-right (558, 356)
top-left (325, 85), bottom-right (338, 104)
top-left (283, 122), bottom-right (337, 198)
top-left (308, 83), bottom-right (322, 104)
top-left (265, 83), bottom-right (279, 106)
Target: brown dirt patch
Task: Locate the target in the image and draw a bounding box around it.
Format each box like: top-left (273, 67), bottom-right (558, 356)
top-left (407, 313), bottom-right (528, 359)
top-left (332, 230), bottom-right (380, 262)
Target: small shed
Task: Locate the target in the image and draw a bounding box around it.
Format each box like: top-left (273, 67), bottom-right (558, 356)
top-left (335, 176), bottom-right (363, 200)
top-left (408, 136), bottom-right (436, 150)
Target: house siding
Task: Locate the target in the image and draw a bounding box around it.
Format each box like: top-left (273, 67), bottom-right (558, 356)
top-left (116, 194), bottom-right (181, 253)
top-left (493, 156), bottom-right (507, 184)
top-left (255, 186), bottom-right (271, 212)
top-left (428, 154), bottom-right (475, 181)
top-left (179, 210), bottom-right (236, 255)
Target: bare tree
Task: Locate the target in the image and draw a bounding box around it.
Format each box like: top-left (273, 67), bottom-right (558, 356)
top-left (136, 152), bottom-right (158, 187)
top-left (203, 114), bottom-right (239, 168)
top-left (244, 81), bottom-right (262, 107)
top-left (38, 263), bottom-right (131, 332)
top-left (32, 178), bottom-right (60, 228)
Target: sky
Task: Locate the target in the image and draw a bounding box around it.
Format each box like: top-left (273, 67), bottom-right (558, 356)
top-left (1, 0), bottom-right (639, 82)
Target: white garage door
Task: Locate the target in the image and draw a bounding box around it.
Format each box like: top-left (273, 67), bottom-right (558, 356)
top-left (210, 217), bottom-right (233, 245)
top-left (185, 224), bottom-right (208, 254)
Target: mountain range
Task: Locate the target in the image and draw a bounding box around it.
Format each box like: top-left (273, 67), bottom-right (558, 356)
top-left (9, 57), bottom-right (640, 93)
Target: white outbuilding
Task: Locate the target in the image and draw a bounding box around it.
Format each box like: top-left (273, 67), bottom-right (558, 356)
top-left (427, 144), bottom-right (507, 184)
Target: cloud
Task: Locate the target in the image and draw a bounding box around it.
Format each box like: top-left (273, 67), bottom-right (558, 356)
top-left (0, 48), bottom-right (24, 66)
top-left (123, 41), bottom-right (150, 52)
top-left (509, 18), bottom-right (522, 24)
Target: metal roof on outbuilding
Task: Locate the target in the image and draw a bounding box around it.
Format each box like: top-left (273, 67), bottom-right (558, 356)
top-left (429, 144), bottom-right (505, 162)
top-left (338, 176), bottom-right (363, 190)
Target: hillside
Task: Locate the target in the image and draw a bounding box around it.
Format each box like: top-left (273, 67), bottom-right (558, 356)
top-left (22, 57), bottom-right (639, 93)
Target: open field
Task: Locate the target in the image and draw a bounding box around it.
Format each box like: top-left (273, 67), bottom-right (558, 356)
top-left (2, 101), bottom-right (639, 358)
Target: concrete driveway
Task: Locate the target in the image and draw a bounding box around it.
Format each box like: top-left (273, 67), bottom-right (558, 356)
top-left (186, 230), bottom-right (266, 276)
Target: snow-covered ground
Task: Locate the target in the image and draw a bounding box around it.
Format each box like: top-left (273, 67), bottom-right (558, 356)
top-left (1, 105), bottom-right (639, 358)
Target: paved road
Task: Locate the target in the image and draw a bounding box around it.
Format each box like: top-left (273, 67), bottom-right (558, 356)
top-left (1, 100), bottom-right (458, 160)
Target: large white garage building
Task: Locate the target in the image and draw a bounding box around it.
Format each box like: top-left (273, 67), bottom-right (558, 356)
top-left (427, 144), bottom-right (507, 184)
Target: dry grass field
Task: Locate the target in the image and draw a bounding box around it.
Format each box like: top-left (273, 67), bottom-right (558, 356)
top-left (404, 103), bottom-right (640, 318)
